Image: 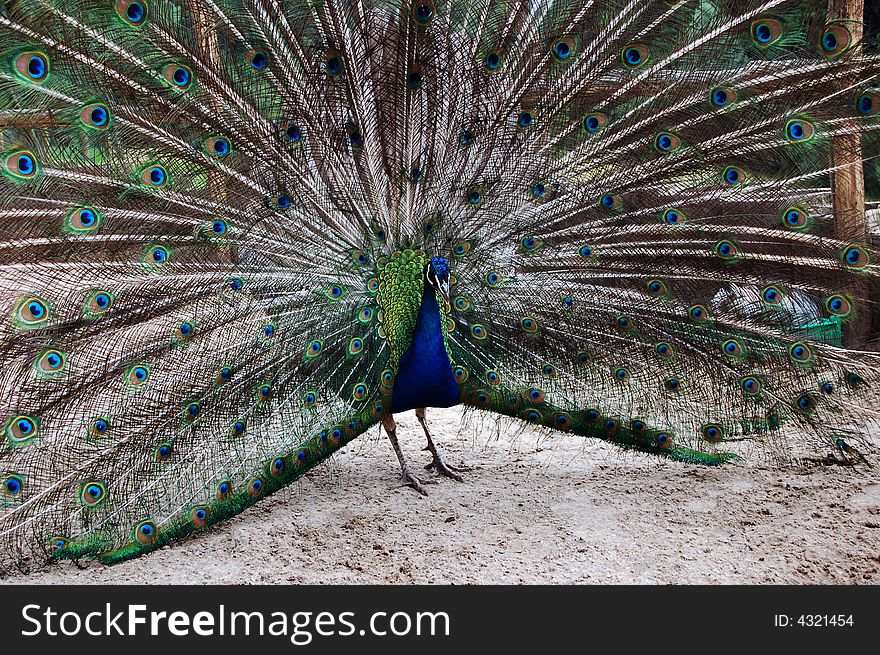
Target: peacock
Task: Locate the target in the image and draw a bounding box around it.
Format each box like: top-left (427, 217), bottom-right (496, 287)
top-left (1, 0), bottom-right (879, 573)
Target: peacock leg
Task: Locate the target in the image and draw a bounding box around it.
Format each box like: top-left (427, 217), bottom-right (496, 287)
top-left (383, 413), bottom-right (434, 495)
top-left (416, 408), bottom-right (471, 481)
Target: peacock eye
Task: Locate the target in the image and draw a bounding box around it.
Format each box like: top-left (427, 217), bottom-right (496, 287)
top-left (646, 280), bottom-right (667, 297)
top-left (248, 478), bottom-right (265, 497)
top-left (715, 239), bottom-right (738, 259)
top-left (783, 206), bottom-right (808, 229)
top-left (285, 124), bottom-right (302, 142)
top-left (710, 86), bottom-right (736, 108)
top-left (723, 166), bottom-right (745, 185)
top-left (17, 296), bottom-right (49, 325)
top-left (15, 52), bottom-right (50, 82)
top-left (740, 376), bottom-right (762, 396)
top-left (248, 50), bottom-right (269, 70)
top-left (825, 294), bottom-right (851, 317)
top-left (324, 51), bottom-right (343, 76)
top-left (600, 194), bottom-right (621, 209)
top-left (820, 24), bottom-right (851, 58)
top-left (751, 18), bottom-right (782, 46)
top-left (654, 132), bottom-right (681, 153)
top-left (552, 36), bottom-right (576, 61)
top-left (66, 206), bottom-right (102, 233)
top-left (688, 305), bottom-right (708, 322)
top-left (622, 44), bottom-right (649, 68)
top-left (117, 0), bottom-right (148, 25)
top-left (163, 64), bottom-right (193, 89)
top-left (8, 415), bottom-right (39, 444)
top-left (857, 90), bottom-right (879, 117)
top-left (785, 119), bottom-right (814, 142)
top-left (38, 349), bottom-right (66, 372)
top-left (81, 103), bottom-right (111, 129)
top-left (206, 136), bottom-right (232, 158)
top-left (841, 245), bottom-right (868, 269)
top-left (6, 151), bottom-right (38, 178)
top-left (412, 0), bottom-right (435, 25)
top-left (80, 481), bottom-right (107, 506)
top-left (484, 50), bottom-right (503, 70)
top-left (217, 480), bottom-right (233, 499)
top-left (142, 165), bottom-right (168, 187)
top-left (135, 520), bottom-right (158, 544)
top-left (191, 506), bottom-right (210, 528)
top-left (583, 112), bottom-right (607, 133)
top-left (127, 364), bottom-right (150, 385)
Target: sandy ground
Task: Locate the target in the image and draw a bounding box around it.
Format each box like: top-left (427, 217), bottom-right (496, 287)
top-left (4, 406), bottom-right (879, 585)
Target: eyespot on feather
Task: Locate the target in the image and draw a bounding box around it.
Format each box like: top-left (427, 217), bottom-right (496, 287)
top-left (163, 64), bottom-right (193, 89)
top-left (856, 90), bottom-right (879, 116)
top-left (66, 206), bottom-right (102, 233)
top-left (5, 150), bottom-right (38, 179)
top-left (622, 44), bottom-right (649, 68)
top-left (551, 36), bottom-right (577, 61)
top-left (126, 364), bottom-right (150, 386)
top-left (840, 244), bottom-right (869, 270)
top-left (14, 52), bottom-right (50, 83)
top-left (15, 296), bottom-right (50, 326)
top-left (412, 0), bottom-right (435, 25)
top-left (36, 349), bottom-right (66, 374)
top-left (247, 49), bottom-right (270, 71)
top-left (654, 132), bottom-right (681, 153)
top-left (116, 0), bottom-right (148, 26)
top-left (701, 424), bottom-right (724, 443)
top-left (205, 136), bottom-right (232, 158)
top-left (7, 415), bottom-right (38, 445)
top-left (324, 50), bottom-right (343, 76)
top-left (134, 520), bottom-right (158, 545)
top-left (191, 506), bottom-right (210, 529)
top-left (751, 18), bottom-right (782, 46)
top-left (141, 165), bottom-right (168, 187)
top-left (782, 206), bottom-right (808, 229)
top-left (80, 481), bottom-right (107, 506)
top-left (582, 112), bottom-right (607, 133)
top-left (824, 293), bottom-right (852, 317)
top-left (785, 118), bottom-right (814, 143)
top-left (820, 24), bottom-right (851, 58)
top-left (484, 49), bottom-right (504, 71)
top-left (709, 86), bottom-right (736, 108)
top-left (81, 103), bottom-right (111, 129)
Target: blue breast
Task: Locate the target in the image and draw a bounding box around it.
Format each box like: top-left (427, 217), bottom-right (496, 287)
top-left (391, 287), bottom-right (460, 412)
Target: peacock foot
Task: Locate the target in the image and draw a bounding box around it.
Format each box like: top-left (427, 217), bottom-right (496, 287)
top-left (394, 463), bottom-right (435, 496)
top-left (425, 451), bottom-right (471, 482)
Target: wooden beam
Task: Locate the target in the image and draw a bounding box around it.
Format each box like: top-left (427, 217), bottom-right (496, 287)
top-left (0, 112), bottom-right (70, 129)
top-left (827, 0), bottom-right (870, 345)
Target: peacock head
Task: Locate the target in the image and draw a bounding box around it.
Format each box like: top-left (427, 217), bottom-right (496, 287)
top-left (426, 256), bottom-right (450, 305)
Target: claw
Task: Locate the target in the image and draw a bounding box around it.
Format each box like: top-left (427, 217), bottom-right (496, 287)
top-left (394, 463), bottom-right (434, 495)
top-left (425, 455), bottom-right (470, 481)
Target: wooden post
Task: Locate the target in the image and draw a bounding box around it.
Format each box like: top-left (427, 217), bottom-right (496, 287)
top-left (827, 0), bottom-right (870, 346)
top-left (188, 0), bottom-right (229, 208)
top-left (187, 1), bottom-right (240, 265)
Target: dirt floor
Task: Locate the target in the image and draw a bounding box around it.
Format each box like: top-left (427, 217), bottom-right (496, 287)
top-left (3, 407), bottom-right (879, 585)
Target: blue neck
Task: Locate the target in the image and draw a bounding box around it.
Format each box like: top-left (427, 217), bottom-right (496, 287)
top-left (391, 286), bottom-right (459, 413)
